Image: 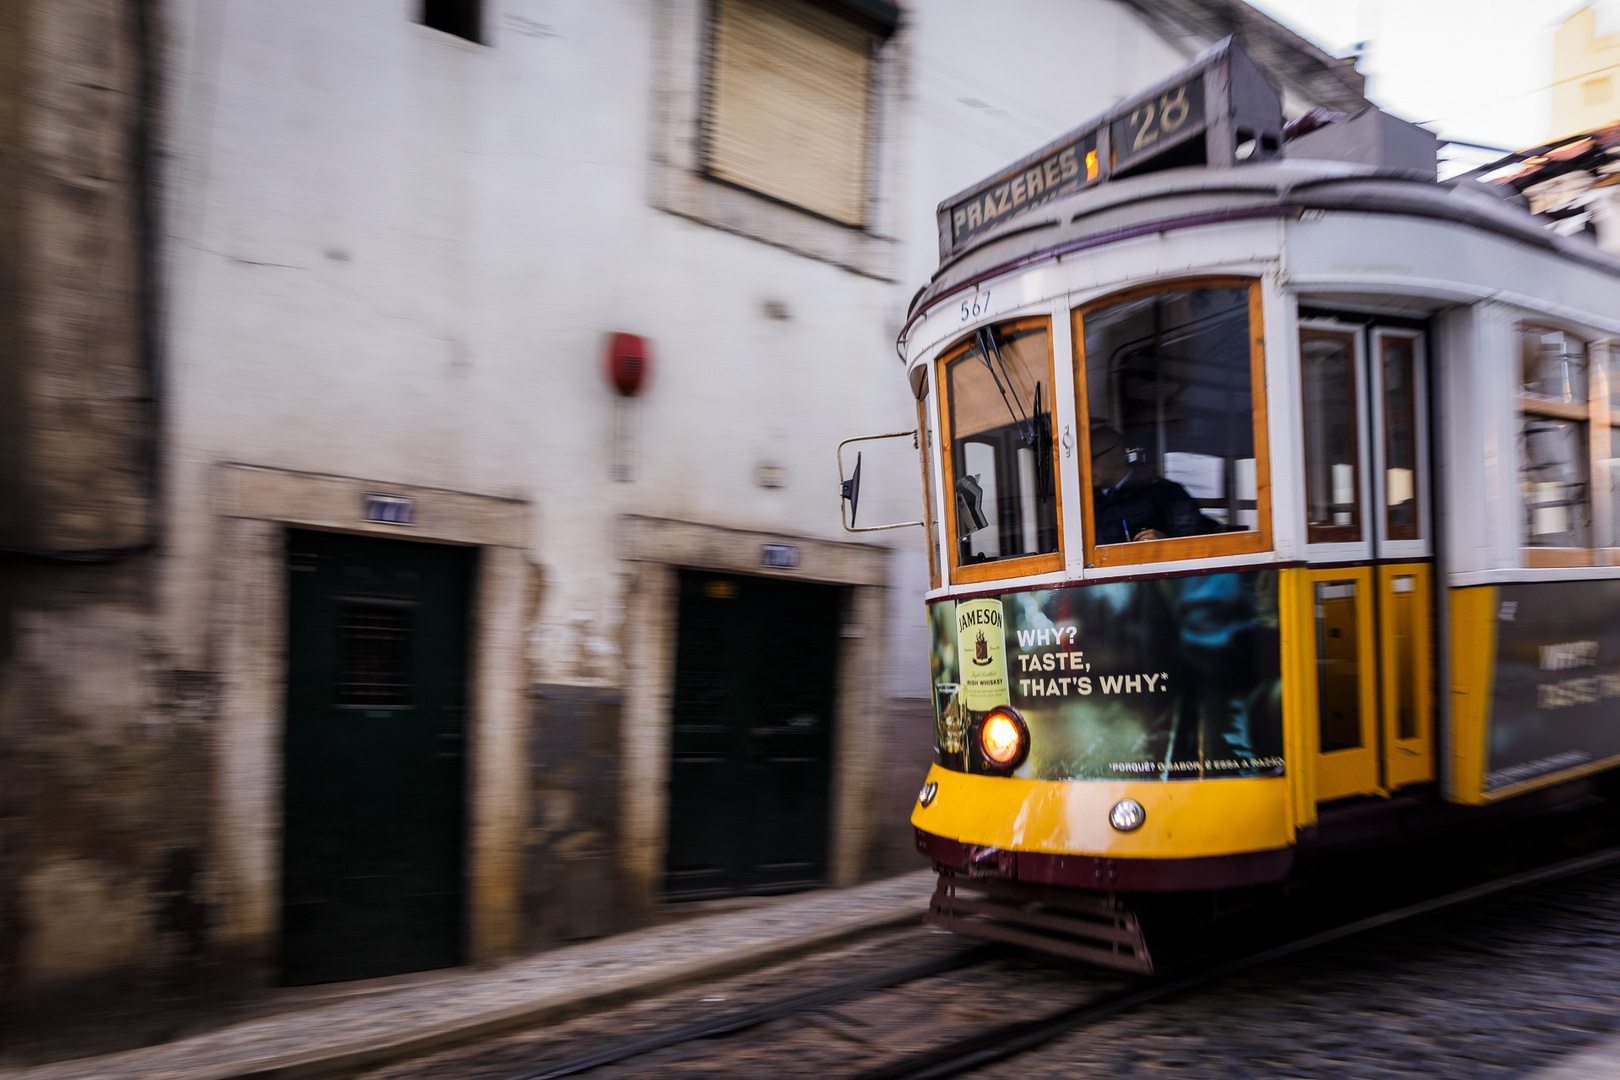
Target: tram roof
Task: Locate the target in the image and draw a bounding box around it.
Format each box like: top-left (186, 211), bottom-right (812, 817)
top-left (908, 159), bottom-right (1620, 323)
top-left (1120, 0), bottom-right (1366, 115)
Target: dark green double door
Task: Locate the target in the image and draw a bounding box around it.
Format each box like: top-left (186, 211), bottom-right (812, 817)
top-left (282, 529), bottom-right (471, 985)
top-left (666, 570), bottom-right (841, 901)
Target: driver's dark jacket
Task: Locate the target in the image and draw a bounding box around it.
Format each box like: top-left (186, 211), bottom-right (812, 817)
top-left (1092, 474), bottom-right (1204, 544)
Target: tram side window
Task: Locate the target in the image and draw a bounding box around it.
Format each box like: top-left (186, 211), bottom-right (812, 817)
top-left (942, 320), bottom-right (1059, 568)
top-left (1382, 335), bottom-right (1422, 541)
top-left (1079, 283), bottom-right (1263, 555)
top-left (1604, 343), bottom-right (1620, 549)
top-left (1518, 327), bottom-right (1591, 549)
top-left (1300, 329), bottom-right (1361, 544)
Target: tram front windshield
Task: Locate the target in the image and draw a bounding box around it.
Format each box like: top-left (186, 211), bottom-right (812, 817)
top-left (1082, 285), bottom-right (1257, 545)
top-left (945, 320), bottom-right (1058, 565)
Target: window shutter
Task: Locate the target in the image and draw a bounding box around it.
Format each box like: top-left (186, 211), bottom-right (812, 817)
top-left (706, 0), bottom-right (874, 227)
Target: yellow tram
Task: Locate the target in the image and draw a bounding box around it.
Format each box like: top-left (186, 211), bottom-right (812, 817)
top-left (856, 41), bottom-right (1620, 971)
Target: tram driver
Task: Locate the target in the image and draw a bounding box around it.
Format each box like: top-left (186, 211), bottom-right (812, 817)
top-left (1090, 424), bottom-right (1212, 543)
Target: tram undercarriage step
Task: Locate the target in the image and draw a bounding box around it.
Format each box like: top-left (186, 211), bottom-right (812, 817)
top-left (925, 869), bottom-right (1154, 974)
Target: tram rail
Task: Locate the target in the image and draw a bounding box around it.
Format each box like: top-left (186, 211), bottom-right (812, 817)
top-left (851, 842), bottom-right (1620, 1080)
top-left (482, 835), bottom-right (1620, 1080)
top-left (505, 943), bottom-right (996, 1080)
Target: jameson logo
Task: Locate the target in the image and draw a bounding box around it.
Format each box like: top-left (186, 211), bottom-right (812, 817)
top-left (956, 599), bottom-right (1008, 711)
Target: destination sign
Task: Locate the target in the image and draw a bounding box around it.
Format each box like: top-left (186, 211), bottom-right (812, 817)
top-left (948, 133), bottom-right (1099, 248)
top-left (1109, 75), bottom-right (1206, 174)
top-left (934, 39), bottom-right (1284, 262)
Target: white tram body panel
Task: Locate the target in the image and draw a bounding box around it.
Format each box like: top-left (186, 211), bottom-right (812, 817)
top-left (906, 169), bottom-right (1620, 596)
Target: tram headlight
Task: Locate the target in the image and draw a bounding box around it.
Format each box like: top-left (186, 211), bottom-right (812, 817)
top-left (1109, 799), bottom-right (1146, 833)
top-left (978, 706), bottom-right (1029, 771)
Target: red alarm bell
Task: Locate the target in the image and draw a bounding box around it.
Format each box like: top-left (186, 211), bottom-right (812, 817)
top-left (605, 333), bottom-right (652, 397)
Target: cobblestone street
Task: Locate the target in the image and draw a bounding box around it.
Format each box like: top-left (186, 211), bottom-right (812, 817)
top-left (998, 864), bottom-right (1620, 1080)
top-left (357, 859), bottom-right (1620, 1080)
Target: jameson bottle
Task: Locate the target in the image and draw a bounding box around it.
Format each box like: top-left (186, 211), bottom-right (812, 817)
top-left (955, 597), bottom-right (1009, 769)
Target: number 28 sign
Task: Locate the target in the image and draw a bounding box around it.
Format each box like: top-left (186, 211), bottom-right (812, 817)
top-left (1109, 76), bottom-right (1206, 173)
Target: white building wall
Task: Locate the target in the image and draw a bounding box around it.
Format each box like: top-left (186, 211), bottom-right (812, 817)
top-left (151, 0), bottom-right (1248, 947)
top-left (159, 0), bottom-right (1197, 682)
top-left (162, 1), bottom-right (923, 684)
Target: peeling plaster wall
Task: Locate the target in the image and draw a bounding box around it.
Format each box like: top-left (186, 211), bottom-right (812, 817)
top-left (0, 576), bottom-right (215, 963)
top-left (0, 0), bottom-right (152, 555)
top-left (0, 0), bottom-right (216, 1061)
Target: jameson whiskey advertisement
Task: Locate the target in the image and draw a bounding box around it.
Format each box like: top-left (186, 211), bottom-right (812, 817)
top-left (928, 570), bottom-right (1284, 781)
top-left (955, 598), bottom-right (1009, 711)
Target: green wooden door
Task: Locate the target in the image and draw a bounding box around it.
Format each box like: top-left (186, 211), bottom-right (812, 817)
top-left (281, 529), bottom-right (472, 985)
top-left (665, 570), bottom-right (840, 900)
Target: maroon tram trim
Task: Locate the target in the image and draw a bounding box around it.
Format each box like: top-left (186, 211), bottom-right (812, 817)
top-left (915, 827), bottom-right (1294, 892)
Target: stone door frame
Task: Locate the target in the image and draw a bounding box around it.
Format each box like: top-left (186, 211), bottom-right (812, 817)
top-left (210, 463), bottom-right (531, 972)
top-left (616, 515), bottom-right (890, 911)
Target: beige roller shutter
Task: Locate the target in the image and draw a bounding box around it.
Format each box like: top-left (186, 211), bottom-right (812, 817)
top-left (706, 0), bottom-right (874, 227)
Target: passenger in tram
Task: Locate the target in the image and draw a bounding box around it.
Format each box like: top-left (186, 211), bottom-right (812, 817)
top-left (1089, 424), bottom-right (1213, 543)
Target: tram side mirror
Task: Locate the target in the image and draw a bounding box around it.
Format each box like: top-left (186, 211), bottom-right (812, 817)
top-left (840, 453), bottom-right (863, 526)
top-left (836, 430), bottom-right (926, 534)
top-left (956, 473), bottom-right (989, 537)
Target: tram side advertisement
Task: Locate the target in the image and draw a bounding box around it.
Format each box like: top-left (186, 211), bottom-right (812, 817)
top-left (929, 571), bottom-right (1284, 781)
top-left (1487, 579), bottom-right (1620, 792)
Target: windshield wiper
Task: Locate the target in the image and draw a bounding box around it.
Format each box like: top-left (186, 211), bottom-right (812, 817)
top-left (976, 326), bottom-right (1036, 447)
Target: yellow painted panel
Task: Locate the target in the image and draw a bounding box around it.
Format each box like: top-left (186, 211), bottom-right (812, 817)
top-left (910, 765), bottom-right (1293, 858)
top-left (1381, 563), bottom-right (1436, 789)
top-left (1447, 587), bottom-right (1498, 805)
top-left (1279, 568), bottom-right (1317, 826)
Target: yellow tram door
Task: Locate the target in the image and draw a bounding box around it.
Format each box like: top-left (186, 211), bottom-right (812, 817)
top-left (1372, 329), bottom-right (1435, 791)
top-left (1300, 324), bottom-right (1435, 803)
top-left (1379, 563), bottom-right (1435, 789)
top-left (1309, 567), bottom-right (1382, 801)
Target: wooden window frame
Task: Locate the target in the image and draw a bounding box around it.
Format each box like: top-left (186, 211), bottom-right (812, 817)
top-left (1071, 276), bottom-right (1272, 568)
top-left (937, 315), bottom-right (1065, 585)
top-left (1517, 324), bottom-right (1600, 565)
top-left (914, 385), bottom-right (943, 590)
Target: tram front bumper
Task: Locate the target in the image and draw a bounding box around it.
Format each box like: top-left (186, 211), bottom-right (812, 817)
top-left (910, 764), bottom-right (1294, 892)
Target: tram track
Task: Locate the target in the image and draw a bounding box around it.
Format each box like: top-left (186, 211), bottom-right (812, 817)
top-left (503, 943), bottom-right (998, 1080)
top-left (372, 831), bottom-right (1620, 1080)
top-left (851, 841), bottom-right (1620, 1080)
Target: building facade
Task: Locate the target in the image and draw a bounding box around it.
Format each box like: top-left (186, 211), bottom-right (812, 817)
top-left (1554, 4), bottom-right (1620, 141)
top-left (0, 0), bottom-right (1361, 1056)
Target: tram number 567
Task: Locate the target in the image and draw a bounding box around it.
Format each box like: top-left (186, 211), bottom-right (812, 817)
top-left (960, 289), bottom-right (991, 322)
